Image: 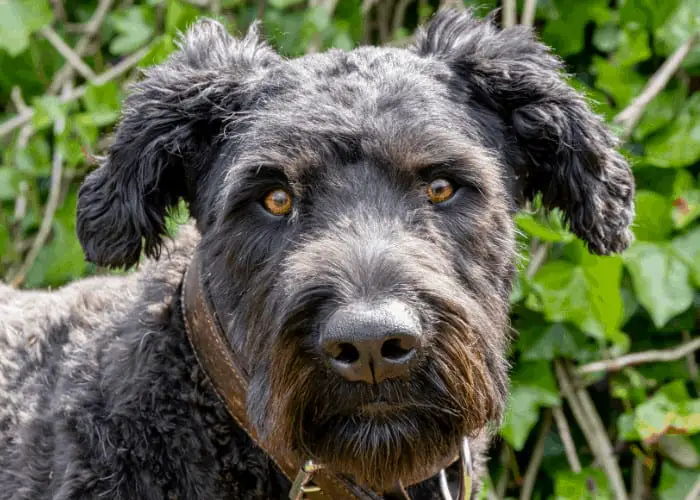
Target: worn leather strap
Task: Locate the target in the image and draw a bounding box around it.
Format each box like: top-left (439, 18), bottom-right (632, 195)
top-left (182, 251), bottom-right (380, 500)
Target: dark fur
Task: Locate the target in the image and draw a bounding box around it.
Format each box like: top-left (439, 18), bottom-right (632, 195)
top-left (0, 9), bottom-right (634, 499)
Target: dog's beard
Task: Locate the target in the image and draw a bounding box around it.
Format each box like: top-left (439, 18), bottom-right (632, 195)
top-left (257, 297), bottom-right (506, 491)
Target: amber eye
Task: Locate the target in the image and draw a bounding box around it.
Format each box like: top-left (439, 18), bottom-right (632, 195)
top-left (263, 188), bottom-right (292, 216)
top-left (427, 178), bottom-right (455, 204)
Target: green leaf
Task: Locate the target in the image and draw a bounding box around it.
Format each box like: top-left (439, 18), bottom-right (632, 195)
top-left (671, 227), bottom-right (700, 287)
top-left (672, 190), bottom-right (700, 229)
top-left (620, 0), bottom-right (681, 31)
top-left (31, 95), bottom-right (66, 131)
top-left (592, 22), bottom-right (619, 53)
top-left (0, 166), bottom-right (20, 200)
top-left (645, 93), bottom-right (700, 168)
top-left (614, 23), bottom-right (651, 67)
top-left (658, 462), bottom-right (700, 500)
top-left (501, 362), bottom-right (560, 450)
top-left (655, 0), bottom-right (700, 69)
top-left (109, 6), bottom-right (155, 55)
top-left (165, 0), bottom-right (201, 36)
top-left (633, 381), bottom-right (700, 442)
top-left (516, 323), bottom-right (587, 361)
top-left (81, 81), bottom-right (122, 127)
top-left (632, 190), bottom-right (673, 241)
top-left (624, 242), bottom-right (694, 328)
top-left (0, 0), bottom-right (53, 56)
top-left (515, 212), bottom-right (574, 243)
top-left (633, 84), bottom-right (688, 141)
top-left (592, 56), bottom-right (646, 108)
top-left (531, 254), bottom-right (624, 341)
top-left (555, 468), bottom-right (611, 500)
top-left (541, 0), bottom-right (610, 56)
top-left (617, 412), bottom-right (640, 441)
top-left (268, 0), bottom-right (305, 8)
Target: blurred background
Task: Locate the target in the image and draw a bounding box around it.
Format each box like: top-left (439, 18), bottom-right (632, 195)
top-left (0, 0), bottom-right (698, 498)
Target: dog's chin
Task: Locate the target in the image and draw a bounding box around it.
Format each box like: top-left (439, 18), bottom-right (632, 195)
top-left (299, 408), bottom-right (464, 491)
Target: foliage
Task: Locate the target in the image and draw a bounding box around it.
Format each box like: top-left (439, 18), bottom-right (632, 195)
top-left (0, 0), bottom-right (698, 498)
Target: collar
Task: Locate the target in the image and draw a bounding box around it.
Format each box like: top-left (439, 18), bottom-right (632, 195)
top-left (181, 250), bottom-right (473, 500)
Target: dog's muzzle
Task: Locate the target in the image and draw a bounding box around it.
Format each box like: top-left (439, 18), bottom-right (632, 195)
top-left (181, 250), bottom-right (474, 500)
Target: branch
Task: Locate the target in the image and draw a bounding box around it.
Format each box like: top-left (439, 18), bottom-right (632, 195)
top-left (520, 0), bottom-right (537, 26)
top-left (40, 27), bottom-right (96, 81)
top-left (9, 84), bottom-right (70, 287)
top-left (552, 406), bottom-right (581, 473)
top-left (554, 361), bottom-right (629, 500)
top-left (614, 33), bottom-right (699, 139)
top-left (682, 331), bottom-right (699, 383)
top-left (48, 0), bottom-right (116, 94)
top-left (577, 337), bottom-right (700, 375)
top-left (519, 410), bottom-right (552, 500)
top-left (501, 0), bottom-right (516, 28)
top-left (0, 47), bottom-right (148, 140)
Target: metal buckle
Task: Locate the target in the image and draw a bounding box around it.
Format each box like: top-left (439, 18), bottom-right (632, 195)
top-left (289, 460), bottom-right (325, 500)
top-left (438, 437), bottom-right (473, 500)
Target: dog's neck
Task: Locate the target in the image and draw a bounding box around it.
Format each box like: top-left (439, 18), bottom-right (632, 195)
top-left (181, 250), bottom-right (473, 500)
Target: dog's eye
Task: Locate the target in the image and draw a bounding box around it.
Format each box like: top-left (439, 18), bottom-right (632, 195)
top-left (427, 179), bottom-right (455, 204)
top-left (263, 189), bottom-right (292, 216)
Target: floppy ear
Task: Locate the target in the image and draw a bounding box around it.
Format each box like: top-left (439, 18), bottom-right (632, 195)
top-left (413, 10), bottom-right (635, 255)
top-left (76, 20), bottom-right (280, 268)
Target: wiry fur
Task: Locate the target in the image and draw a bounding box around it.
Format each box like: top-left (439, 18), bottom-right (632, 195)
top-left (1, 9), bottom-right (634, 499)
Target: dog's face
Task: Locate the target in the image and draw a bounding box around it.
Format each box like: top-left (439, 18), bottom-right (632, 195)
top-left (76, 10), bottom-right (634, 490)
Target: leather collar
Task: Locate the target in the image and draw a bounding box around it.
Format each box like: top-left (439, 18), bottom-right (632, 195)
top-left (181, 250), bottom-right (473, 499)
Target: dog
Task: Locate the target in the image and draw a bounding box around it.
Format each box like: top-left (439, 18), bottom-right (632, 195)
top-left (0, 9), bottom-right (634, 499)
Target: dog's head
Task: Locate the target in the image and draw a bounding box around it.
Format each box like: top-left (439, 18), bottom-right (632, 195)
top-left (77, 10), bottom-right (634, 490)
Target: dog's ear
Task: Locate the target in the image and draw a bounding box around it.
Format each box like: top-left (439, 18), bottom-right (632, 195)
top-left (77, 20), bottom-right (279, 268)
top-left (413, 10), bottom-right (635, 255)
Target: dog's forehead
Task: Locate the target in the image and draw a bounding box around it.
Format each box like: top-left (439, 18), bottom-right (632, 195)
top-left (231, 47), bottom-right (499, 186)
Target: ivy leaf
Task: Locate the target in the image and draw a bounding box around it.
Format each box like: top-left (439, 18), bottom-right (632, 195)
top-left (624, 242), bottom-right (694, 328)
top-left (516, 323), bottom-right (588, 361)
top-left (501, 362), bottom-right (560, 450)
top-left (658, 461), bottom-right (700, 500)
top-left (0, 166), bottom-right (19, 200)
top-left (555, 468), bottom-right (611, 499)
top-left (515, 212), bottom-right (573, 243)
top-left (541, 0), bottom-right (610, 56)
top-left (672, 227), bottom-right (700, 287)
top-left (593, 56), bottom-right (646, 108)
top-left (633, 85), bottom-right (688, 141)
top-left (531, 254), bottom-right (624, 342)
top-left (165, 0), bottom-right (201, 36)
top-left (614, 23), bottom-right (651, 67)
top-left (110, 6), bottom-right (155, 55)
top-left (0, 0), bottom-right (53, 56)
top-left (632, 191), bottom-right (674, 241)
top-left (619, 0), bottom-right (681, 31)
top-left (633, 381), bottom-right (700, 443)
top-left (645, 93), bottom-right (700, 168)
top-left (655, 0), bottom-right (700, 69)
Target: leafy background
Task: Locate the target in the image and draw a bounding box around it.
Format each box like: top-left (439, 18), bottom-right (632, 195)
top-left (0, 0), bottom-right (698, 498)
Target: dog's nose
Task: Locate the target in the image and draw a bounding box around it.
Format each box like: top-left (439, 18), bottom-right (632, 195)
top-left (320, 301), bottom-right (421, 384)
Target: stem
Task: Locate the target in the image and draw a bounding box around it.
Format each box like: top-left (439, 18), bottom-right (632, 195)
top-left (614, 34), bottom-right (699, 139)
top-left (578, 337), bottom-right (700, 375)
top-left (519, 410), bottom-right (552, 500)
top-left (552, 406), bottom-right (582, 472)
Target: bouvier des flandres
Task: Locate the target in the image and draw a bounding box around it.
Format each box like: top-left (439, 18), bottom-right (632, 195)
top-left (0, 9), bottom-right (634, 500)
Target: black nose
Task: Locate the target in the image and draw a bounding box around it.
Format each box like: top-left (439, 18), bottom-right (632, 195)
top-left (320, 301), bottom-right (421, 383)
